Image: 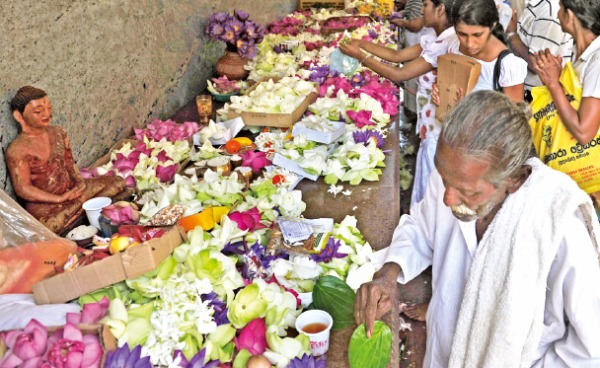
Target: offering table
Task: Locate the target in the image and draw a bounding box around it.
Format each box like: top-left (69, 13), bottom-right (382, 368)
top-left (169, 100), bottom-right (402, 368)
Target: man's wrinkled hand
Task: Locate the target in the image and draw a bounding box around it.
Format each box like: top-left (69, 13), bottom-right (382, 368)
top-left (354, 263), bottom-right (400, 338)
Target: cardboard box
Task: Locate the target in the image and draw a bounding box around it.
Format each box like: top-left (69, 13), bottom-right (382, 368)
top-left (32, 226), bottom-right (183, 304)
top-left (298, 0), bottom-right (345, 10)
top-left (230, 92), bottom-right (318, 129)
top-left (435, 53), bottom-right (481, 122)
top-left (292, 121), bottom-right (346, 144)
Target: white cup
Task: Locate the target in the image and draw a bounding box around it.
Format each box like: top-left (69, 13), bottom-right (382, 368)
top-left (82, 197), bottom-right (112, 230)
top-left (295, 309), bottom-right (333, 356)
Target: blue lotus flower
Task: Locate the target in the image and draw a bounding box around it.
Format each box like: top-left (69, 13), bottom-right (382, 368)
top-left (287, 353), bottom-right (327, 368)
top-left (310, 237), bottom-right (347, 263)
top-left (353, 129), bottom-right (385, 148)
top-left (104, 343), bottom-right (152, 368)
top-left (174, 347), bottom-right (220, 368)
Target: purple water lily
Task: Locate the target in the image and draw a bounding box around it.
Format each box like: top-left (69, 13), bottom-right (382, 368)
top-left (287, 353), bottom-right (327, 368)
top-left (353, 129), bottom-right (385, 148)
top-left (173, 347), bottom-right (219, 368)
top-left (104, 343), bottom-right (152, 368)
top-left (310, 237), bottom-right (347, 263)
top-left (202, 292), bottom-right (229, 326)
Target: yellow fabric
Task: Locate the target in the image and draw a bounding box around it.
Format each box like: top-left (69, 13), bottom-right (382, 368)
top-left (529, 62), bottom-right (600, 194)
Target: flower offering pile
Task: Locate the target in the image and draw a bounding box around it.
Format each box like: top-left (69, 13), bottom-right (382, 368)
top-left (3, 8), bottom-right (408, 368)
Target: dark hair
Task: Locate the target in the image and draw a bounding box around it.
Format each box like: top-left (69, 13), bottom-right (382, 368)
top-left (450, 0), bottom-right (507, 43)
top-left (561, 0), bottom-right (600, 35)
top-left (10, 86), bottom-right (47, 113)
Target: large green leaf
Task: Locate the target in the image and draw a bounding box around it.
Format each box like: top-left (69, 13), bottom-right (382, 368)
top-left (348, 321), bottom-right (392, 368)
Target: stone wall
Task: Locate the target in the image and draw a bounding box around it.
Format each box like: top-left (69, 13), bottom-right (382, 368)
top-left (0, 0), bottom-right (295, 196)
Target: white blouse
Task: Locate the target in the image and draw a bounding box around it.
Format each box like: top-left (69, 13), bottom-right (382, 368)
top-left (446, 35), bottom-right (528, 92)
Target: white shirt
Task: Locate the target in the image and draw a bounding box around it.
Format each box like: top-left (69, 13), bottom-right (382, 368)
top-left (447, 37), bottom-right (528, 92)
top-left (517, 0), bottom-right (574, 89)
top-left (372, 168), bottom-right (600, 368)
top-left (573, 36), bottom-right (600, 99)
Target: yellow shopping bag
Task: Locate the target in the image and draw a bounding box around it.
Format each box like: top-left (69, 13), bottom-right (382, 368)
top-left (529, 62), bottom-right (600, 194)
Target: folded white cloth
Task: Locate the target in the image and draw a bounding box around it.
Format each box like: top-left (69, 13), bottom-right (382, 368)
top-left (449, 158), bottom-right (600, 368)
top-left (0, 294), bottom-right (80, 331)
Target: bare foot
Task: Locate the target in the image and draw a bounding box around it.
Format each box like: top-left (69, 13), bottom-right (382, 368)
top-left (403, 303), bottom-right (428, 322)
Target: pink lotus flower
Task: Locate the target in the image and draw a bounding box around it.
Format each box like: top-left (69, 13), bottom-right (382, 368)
top-left (156, 164), bottom-right (178, 182)
top-left (241, 150), bottom-right (271, 174)
top-left (124, 175), bottom-right (136, 187)
top-left (0, 319), bottom-right (47, 368)
top-left (101, 203), bottom-right (140, 225)
top-left (318, 77), bottom-right (352, 97)
top-left (234, 318), bottom-right (267, 355)
top-left (66, 297), bottom-right (110, 325)
top-left (155, 150), bottom-right (171, 163)
top-left (134, 142), bottom-right (153, 157)
top-left (135, 119), bottom-right (199, 142)
top-left (112, 153), bottom-right (138, 174)
top-left (45, 324), bottom-right (102, 368)
top-left (347, 110), bottom-right (375, 128)
top-left (228, 207), bottom-right (266, 231)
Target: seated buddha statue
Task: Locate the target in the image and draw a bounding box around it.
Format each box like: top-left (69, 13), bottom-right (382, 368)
top-left (6, 86), bottom-right (127, 234)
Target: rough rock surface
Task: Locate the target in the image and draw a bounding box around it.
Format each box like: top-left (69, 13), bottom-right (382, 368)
top-left (0, 0), bottom-right (295, 196)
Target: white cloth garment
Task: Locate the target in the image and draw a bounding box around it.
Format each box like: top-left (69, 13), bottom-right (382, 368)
top-left (0, 294), bottom-right (80, 331)
top-left (448, 158), bottom-right (600, 367)
top-left (371, 158), bottom-right (600, 367)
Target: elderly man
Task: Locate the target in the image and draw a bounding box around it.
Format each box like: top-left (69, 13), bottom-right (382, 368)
top-left (6, 86), bottom-right (126, 234)
top-left (357, 91), bottom-right (600, 367)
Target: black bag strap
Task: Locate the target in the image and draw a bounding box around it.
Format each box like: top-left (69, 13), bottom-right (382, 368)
top-left (493, 49), bottom-right (513, 92)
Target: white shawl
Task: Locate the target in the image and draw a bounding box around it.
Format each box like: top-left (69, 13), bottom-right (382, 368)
top-left (448, 158), bottom-right (600, 368)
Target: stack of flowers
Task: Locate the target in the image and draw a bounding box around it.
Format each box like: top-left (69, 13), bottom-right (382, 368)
top-left (205, 10), bottom-right (265, 59)
top-left (347, 0), bottom-right (394, 18)
top-left (134, 119), bottom-right (199, 142)
top-left (267, 13), bottom-right (305, 36)
top-left (0, 298), bottom-right (110, 368)
top-left (82, 209), bottom-right (375, 367)
top-left (221, 77), bottom-right (316, 117)
top-left (92, 138), bottom-right (191, 190)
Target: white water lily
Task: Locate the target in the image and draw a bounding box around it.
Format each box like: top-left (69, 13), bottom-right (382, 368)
top-left (264, 333), bottom-right (310, 368)
top-left (190, 140), bottom-right (224, 161)
top-left (138, 174), bottom-right (205, 221)
top-left (199, 120), bottom-right (228, 143)
top-left (225, 77), bottom-right (316, 116)
top-left (345, 262), bottom-right (377, 291)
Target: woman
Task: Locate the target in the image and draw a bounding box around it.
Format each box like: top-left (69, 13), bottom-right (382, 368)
top-left (434, 0), bottom-right (527, 103)
top-left (340, 0), bottom-right (457, 212)
top-left (532, 0), bottom-right (600, 209)
top-left (533, 0), bottom-right (600, 145)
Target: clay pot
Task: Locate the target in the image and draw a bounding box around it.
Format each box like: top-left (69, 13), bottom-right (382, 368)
top-left (215, 45), bottom-right (250, 80)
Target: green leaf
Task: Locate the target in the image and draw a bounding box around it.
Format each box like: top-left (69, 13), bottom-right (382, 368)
top-left (312, 275), bottom-right (355, 331)
top-left (348, 321), bottom-right (392, 368)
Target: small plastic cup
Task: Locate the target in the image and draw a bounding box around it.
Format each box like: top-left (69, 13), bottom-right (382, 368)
top-left (82, 197), bottom-right (111, 230)
top-left (295, 309), bottom-right (333, 356)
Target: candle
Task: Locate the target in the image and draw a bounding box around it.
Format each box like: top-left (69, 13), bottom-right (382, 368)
top-left (196, 95), bottom-right (213, 124)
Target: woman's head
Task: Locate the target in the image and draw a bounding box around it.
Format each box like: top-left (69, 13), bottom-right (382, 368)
top-left (559, 0), bottom-right (600, 36)
top-left (450, 0), bottom-right (506, 56)
top-left (421, 0), bottom-right (452, 28)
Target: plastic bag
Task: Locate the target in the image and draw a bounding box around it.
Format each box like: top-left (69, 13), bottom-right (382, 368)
top-left (0, 189), bottom-right (76, 294)
top-left (529, 62), bottom-right (600, 194)
top-left (329, 48), bottom-right (359, 76)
